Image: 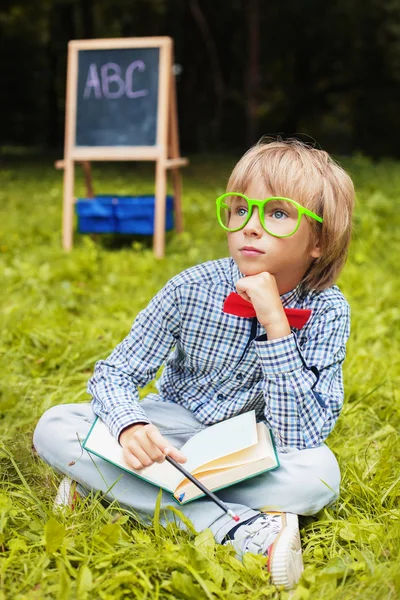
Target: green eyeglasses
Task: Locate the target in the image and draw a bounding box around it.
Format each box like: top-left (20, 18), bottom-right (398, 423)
top-left (216, 192), bottom-right (323, 238)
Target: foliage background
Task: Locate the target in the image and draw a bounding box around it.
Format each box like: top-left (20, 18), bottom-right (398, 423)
top-left (0, 155), bottom-right (399, 598)
top-left (3, 0), bottom-right (400, 155)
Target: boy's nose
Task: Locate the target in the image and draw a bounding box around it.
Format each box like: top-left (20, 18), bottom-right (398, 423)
top-left (243, 208), bottom-right (263, 236)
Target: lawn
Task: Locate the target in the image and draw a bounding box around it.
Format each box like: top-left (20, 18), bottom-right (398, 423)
top-left (0, 152), bottom-right (399, 599)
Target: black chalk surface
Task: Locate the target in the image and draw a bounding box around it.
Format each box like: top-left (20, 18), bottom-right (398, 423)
top-left (76, 47), bottom-right (160, 147)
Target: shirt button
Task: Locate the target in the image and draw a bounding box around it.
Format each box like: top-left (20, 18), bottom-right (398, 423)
top-left (217, 394), bottom-right (225, 401)
top-left (236, 373), bottom-right (243, 381)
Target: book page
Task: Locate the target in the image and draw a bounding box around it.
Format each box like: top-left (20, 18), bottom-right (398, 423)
top-left (180, 410), bottom-right (258, 474)
top-left (83, 418), bottom-right (183, 491)
top-left (191, 423), bottom-right (276, 475)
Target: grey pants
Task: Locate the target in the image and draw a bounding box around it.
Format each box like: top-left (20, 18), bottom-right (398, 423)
top-left (33, 399), bottom-right (341, 543)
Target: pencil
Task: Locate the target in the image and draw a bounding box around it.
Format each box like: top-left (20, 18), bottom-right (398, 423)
top-left (165, 455), bottom-right (240, 522)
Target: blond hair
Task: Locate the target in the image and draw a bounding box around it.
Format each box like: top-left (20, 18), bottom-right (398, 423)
top-left (227, 138), bottom-right (355, 291)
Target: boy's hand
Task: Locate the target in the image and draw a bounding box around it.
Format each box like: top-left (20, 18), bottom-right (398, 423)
top-left (119, 423), bottom-right (187, 471)
top-left (236, 272), bottom-right (291, 339)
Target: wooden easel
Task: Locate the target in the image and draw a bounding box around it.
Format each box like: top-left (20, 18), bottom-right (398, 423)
top-left (58, 37), bottom-right (187, 258)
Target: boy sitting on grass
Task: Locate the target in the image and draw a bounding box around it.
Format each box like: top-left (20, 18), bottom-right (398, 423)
top-left (34, 138), bottom-right (354, 590)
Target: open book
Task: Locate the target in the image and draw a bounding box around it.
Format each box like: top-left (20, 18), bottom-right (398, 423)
top-left (83, 410), bottom-right (279, 505)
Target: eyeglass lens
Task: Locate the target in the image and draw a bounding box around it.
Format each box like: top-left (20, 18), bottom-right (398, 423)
top-left (219, 194), bottom-right (299, 235)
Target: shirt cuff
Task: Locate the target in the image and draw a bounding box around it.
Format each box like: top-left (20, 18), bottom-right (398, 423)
top-left (99, 403), bottom-right (151, 442)
top-left (254, 332), bottom-right (304, 375)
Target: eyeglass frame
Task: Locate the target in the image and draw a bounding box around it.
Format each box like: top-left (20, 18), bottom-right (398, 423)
top-left (216, 192), bottom-right (323, 238)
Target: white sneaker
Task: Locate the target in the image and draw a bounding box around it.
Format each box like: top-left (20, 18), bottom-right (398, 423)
top-left (222, 512), bottom-right (303, 589)
top-left (53, 477), bottom-right (78, 510)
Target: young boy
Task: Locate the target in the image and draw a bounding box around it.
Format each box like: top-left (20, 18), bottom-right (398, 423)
top-left (33, 139), bottom-right (354, 589)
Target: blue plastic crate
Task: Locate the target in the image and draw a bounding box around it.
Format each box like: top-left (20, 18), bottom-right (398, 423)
top-left (76, 196), bottom-right (117, 233)
top-left (75, 195), bottom-right (174, 235)
top-left (115, 195), bottom-right (174, 235)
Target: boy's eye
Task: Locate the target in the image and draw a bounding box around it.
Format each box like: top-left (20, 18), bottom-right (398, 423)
top-left (271, 209), bottom-right (287, 220)
top-left (235, 206), bottom-right (248, 217)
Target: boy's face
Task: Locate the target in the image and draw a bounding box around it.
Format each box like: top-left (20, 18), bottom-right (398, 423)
top-left (227, 181), bottom-right (321, 294)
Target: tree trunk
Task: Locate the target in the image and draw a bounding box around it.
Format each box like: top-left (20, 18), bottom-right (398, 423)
top-left (245, 0), bottom-right (260, 147)
top-left (189, 0), bottom-right (224, 145)
top-left (46, 7), bottom-right (59, 148)
top-left (81, 0), bottom-right (94, 39)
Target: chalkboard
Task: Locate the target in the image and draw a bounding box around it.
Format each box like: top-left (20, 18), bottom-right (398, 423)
top-left (76, 47), bottom-right (160, 147)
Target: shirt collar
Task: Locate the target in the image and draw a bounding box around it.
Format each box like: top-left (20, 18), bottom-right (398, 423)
top-left (228, 257), bottom-right (304, 307)
top-left (280, 284), bottom-right (305, 307)
top-left (229, 257), bottom-right (245, 290)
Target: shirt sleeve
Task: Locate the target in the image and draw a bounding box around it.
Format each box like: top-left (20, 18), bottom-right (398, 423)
top-left (253, 301), bottom-right (350, 450)
top-left (87, 280), bottom-right (181, 441)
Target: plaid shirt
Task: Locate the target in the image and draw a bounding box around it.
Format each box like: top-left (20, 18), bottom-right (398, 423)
top-left (88, 257), bottom-right (350, 451)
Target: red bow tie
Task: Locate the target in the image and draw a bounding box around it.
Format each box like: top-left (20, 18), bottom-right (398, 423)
top-left (223, 292), bottom-right (312, 329)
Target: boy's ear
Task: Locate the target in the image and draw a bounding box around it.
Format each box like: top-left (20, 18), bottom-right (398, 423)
top-left (309, 238), bottom-right (322, 259)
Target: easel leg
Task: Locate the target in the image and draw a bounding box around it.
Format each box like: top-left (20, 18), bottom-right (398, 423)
top-left (63, 160), bottom-right (75, 251)
top-left (171, 168), bottom-right (184, 233)
top-left (82, 161), bottom-right (94, 198)
top-left (169, 72), bottom-right (184, 233)
top-left (154, 161), bottom-right (167, 258)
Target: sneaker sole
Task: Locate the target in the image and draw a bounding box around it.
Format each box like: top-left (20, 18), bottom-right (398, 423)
top-left (268, 518), bottom-right (303, 589)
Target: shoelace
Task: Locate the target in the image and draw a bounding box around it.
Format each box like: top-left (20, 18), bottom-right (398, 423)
top-left (226, 513), bottom-right (282, 557)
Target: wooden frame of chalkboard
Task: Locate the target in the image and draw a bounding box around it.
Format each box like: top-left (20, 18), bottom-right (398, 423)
top-left (59, 37), bottom-right (187, 257)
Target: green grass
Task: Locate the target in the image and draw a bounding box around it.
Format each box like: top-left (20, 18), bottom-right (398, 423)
top-left (0, 153), bottom-right (399, 599)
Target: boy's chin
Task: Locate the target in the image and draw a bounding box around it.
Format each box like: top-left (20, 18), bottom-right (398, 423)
top-left (242, 267), bottom-right (267, 276)
top-left (235, 259), bottom-right (269, 277)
